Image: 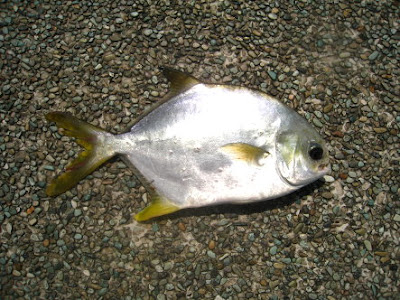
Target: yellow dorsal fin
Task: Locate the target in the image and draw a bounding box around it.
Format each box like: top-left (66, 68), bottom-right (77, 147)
top-left (134, 194), bottom-right (181, 222)
top-left (162, 67), bottom-right (200, 97)
top-left (220, 143), bottom-right (270, 166)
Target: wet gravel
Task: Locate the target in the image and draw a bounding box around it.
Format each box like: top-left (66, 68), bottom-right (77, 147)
top-left (1, 0), bottom-right (399, 299)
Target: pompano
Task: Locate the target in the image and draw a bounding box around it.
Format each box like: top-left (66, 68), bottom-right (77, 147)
top-left (45, 68), bottom-right (330, 221)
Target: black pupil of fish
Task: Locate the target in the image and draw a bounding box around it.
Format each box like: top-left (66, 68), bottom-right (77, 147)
top-left (309, 145), bottom-right (323, 160)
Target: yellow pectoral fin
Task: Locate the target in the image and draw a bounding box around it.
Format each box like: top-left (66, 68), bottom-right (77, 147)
top-left (220, 143), bottom-right (269, 165)
top-left (134, 195), bottom-right (181, 222)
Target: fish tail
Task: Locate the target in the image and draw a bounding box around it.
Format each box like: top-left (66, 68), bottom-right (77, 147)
top-left (45, 112), bottom-right (116, 196)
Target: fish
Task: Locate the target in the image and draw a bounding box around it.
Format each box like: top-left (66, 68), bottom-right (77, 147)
top-left (45, 67), bottom-right (330, 221)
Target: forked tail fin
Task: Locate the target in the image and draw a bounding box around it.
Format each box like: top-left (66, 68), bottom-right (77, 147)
top-left (45, 112), bottom-right (116, 196)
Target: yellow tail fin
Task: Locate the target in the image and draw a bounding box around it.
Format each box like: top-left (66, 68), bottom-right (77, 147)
top-left (45, 112), bottom-right (116, 196)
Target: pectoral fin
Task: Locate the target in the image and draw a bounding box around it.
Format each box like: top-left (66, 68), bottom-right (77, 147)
top-left (220, 143), bottom-right (269, 166)
top-left (135, 194), bottom-right (181, 222)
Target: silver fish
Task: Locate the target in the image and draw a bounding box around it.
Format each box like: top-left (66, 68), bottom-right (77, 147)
top-left (45, 68), bottom-right (330, 221)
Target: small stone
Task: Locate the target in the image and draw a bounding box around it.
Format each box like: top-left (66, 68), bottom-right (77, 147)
top-left (312, 118), bottom-right (323, 128)
top-left (268, 13), bottom-right (278, 20)
top-left (324, 175), bottom-right (335, 183)
top-left (339, 52), bottom-right (351, 58)
top-left (309, 293), bottom-right (318, 300)
top-left (178, 222), bottom-right (186, 231)
top-left (269, 246), bottom-right (278, 255)
top-left (368, 51), bottom-right (379, 60)
top-left (143, 29), bottom-right (153, 36)
top-left (323, 103), bottom-right (333, 113)
top-left (269, 280), bottom-right (280, 289)
top-left (109, 33), bottom-right (121, 42)
top-left (208, 240), bottom-right (216, 250)
top-left (364, 240), bottom-right (372, 251)
top-left (267, 70), bottom-right (277, 80)
top-left (74, 233), bottom-right (83, 240)
top-left (393, 214), bottom-right (400, 222)
top-left (273, 262), bottom-right (285, 269)
top-left (207, 250), bottom-right (216, 259)
top-left (373, 127), bottom-right (387, 133)
top-left (322, 192), bottom-right (333, 199)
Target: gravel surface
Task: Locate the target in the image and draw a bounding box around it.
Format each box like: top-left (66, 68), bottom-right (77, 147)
top-left (1, 0), bottom-right (399, 299)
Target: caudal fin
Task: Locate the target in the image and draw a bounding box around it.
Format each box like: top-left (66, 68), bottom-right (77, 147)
top-left (45, 112), bottom-right (116, 196)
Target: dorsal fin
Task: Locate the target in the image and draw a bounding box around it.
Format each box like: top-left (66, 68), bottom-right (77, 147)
top-left (161, 67), bottom-right (200, 97)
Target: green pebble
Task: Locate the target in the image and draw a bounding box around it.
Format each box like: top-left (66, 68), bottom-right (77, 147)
top-left (312, 118), bottom-right (323, 128)
top-left (309, 293), bottom-right (318, 299)
top-left (74, 233), bottom-right (82, 240)
top-left (98, 288), bottom-right (108, 296)
top-left (364, 240), bottom-right (372, 251)
top-left (74, 209), bottom-right (82, 217)
top-left (270, 246), bottom-right (278, 255)
top-left (268, 70), bottom-right (277, 80)
top-left (207, 250), bottom-right (216, 259)
top-left (44, 165), bottom-right (55, 171)
top-left (152, 223), bottom-right (159, 232)
top-left (281, 258), bottom-right (291, 264)
top-left (332, 273), bottom-right (341, 281)
top-left (368, 51), bottom-right (379, 60)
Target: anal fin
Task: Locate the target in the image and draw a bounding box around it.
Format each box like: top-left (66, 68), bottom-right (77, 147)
top-left (135, 194), bottom-right (181, 222)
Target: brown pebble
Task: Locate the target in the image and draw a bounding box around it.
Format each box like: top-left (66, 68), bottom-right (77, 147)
top-left (321, 192), bottom-right (334, 199)
top-left (338, 173), bottom-right (348, 180)
top-left (373, 127), bottom-right (387, 133)
top-left (208, 240), bottom-right (216, 250)
top-left (332, 131), bottom-right (344, 138)
top-left (273, 262), bottom-right (285, 269)
top-left (380, 256), bottom-right (390, 263)
top-left (260, 279), bottom-right (268, 286)
top-left (43, 239), bottom-right (50, 247)
top-left (323, 103), bottom-right (333, 113)
top-left (27, 206), bottom-right (35, 215)
top-left (178, 222), bottom-right (186, 231)
top-left (374, 251), bottom-right (389, 257)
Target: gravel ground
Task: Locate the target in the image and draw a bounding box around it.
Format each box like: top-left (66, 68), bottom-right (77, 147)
top-left (1, 0), bottom-right (399, 299)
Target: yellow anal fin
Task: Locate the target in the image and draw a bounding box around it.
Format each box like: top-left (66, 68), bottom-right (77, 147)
top-left (220, 143), bottom-right (269, 166)
top-left (134, 194), bottom-right (181, 222)
top-left (46, 112), bottom-right (115, 196)
top-left (161, 67), bottom-right (200, 97)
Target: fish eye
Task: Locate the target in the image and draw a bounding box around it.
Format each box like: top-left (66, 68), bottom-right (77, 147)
top-left (308, 143), bottom-right (324, 161)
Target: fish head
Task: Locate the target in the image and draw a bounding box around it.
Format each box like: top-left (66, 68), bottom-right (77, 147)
top-left (276, 127), bottom-right (330, 187)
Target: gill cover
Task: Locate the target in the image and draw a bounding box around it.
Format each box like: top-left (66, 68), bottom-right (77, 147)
top-left (276, 132), bottom-right (327, 186)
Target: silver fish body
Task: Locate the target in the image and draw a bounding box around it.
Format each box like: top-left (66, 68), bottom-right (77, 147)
top-left (46, 68), bottom-right (330, 221)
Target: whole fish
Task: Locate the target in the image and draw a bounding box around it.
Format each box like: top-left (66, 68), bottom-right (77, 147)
top-left (45, 68), bottom-right (330, 221)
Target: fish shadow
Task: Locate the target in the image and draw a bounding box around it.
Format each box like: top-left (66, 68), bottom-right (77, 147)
top-left (155, 179), bottom-right (326, 221)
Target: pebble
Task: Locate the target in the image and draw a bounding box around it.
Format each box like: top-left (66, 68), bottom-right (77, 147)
top-left (268, 70), bottom-right (277, 81)
top-left (368, 51), bottom-right (379, 60)
top-left (268, 13), bottom-right (278, 20)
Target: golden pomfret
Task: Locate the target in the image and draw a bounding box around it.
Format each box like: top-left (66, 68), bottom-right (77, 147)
top-left (45, 68), bottom-right (330, 221)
